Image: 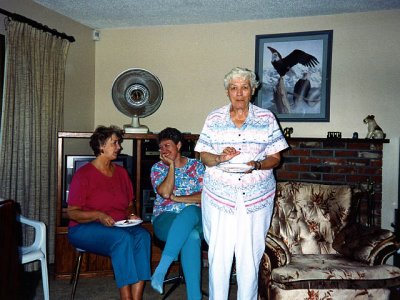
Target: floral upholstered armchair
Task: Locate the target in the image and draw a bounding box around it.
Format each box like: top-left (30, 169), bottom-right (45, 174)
top-left (258, 181), bottom-right (400, 300)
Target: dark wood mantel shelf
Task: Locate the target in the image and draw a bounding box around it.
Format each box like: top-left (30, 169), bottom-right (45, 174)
top-left (286, 137), bottom-right (390, 143)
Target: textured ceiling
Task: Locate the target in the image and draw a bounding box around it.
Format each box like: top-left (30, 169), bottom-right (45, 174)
top-left (33, 0), bottom-right (400, 29)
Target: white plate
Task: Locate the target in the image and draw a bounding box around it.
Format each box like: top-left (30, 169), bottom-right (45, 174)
top-left (114, 219), bottom-right (143, 227)
top-left (217, 163), bottom-right (253, 173)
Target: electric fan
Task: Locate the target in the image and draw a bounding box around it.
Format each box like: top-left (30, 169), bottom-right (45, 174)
top-left (111, 68), bottom-right (163, 133)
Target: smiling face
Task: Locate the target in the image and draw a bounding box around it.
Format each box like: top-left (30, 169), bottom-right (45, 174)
top-left (227, 77), bottom-right (254, 111)
top-left (100, 134), bottom-right (122, 161)
top-left (159, 139), bottom-right (181, 161)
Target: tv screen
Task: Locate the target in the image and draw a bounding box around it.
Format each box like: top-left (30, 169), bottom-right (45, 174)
top-left (63, 154), bottom-right (134, 208)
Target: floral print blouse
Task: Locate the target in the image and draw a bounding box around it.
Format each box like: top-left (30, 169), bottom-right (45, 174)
top-left (150, 157), bottom-right (205, 219)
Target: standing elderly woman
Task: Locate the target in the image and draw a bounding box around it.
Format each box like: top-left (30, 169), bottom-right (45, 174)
top-left (195, 67), bottom-right (288, 300)
top-left (67, 125), bottom-right (151, 300)
top-left (150, 127), bottom-right (205, 300)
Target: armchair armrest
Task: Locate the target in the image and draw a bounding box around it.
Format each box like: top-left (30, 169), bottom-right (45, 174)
top-left (259, 233), bottom-right (292, 300)
top-left (333, 223), bottom-right (399, 265)
top-left (17, 215), bottom-right (47, 255)
top-left (266, 232), bottom-right (291, 268)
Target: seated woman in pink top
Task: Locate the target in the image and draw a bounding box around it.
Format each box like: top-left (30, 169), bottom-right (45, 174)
top-left (67, 125), bottom-right (151, 300)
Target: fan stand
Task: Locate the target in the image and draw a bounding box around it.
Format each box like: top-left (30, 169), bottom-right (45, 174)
top-left (124, 116), bottom-right (149, 133)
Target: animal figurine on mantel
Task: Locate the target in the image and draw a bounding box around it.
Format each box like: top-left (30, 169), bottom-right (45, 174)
top-left (363, 115), bottom-right (386, 139)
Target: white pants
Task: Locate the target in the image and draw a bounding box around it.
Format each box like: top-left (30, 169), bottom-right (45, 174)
top-left (202, 192), bottom-right (273, 300)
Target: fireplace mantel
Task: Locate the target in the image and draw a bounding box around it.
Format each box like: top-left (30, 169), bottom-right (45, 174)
top-left (286, 137), bottom-right (390, 144)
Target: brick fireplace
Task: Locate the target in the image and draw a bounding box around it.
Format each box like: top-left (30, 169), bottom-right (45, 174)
top-left (276, 137), bottom-right (389, 227)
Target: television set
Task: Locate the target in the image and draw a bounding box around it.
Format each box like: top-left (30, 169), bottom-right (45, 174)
top-left (63, 154), bottom-right (134, 209)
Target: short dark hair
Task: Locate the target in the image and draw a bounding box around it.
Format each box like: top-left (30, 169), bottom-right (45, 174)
top-left (90, 125), bottom-right (124, 156)
top-left (158, 127), bottom-right (183, 145)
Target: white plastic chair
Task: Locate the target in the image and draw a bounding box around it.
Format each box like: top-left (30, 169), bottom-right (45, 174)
top-left (17, 215), bottom-right (49, 300)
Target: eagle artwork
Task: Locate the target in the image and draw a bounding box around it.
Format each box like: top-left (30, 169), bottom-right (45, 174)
top-left (267, 46), bottom-right (319, 114)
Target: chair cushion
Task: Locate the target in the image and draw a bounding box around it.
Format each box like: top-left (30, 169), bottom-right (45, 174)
top-left (271, 254), bottom-right (400, 290)
top-left (333, 223), bottom-right (396, 265)
top-left (270, 287), bottom-right (390, 300)
top-left (269, 182), bottom-right (352, 255)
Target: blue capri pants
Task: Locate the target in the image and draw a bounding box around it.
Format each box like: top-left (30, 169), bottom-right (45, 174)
top-left (153, 205), bottom-right (203, 300)
top-left (68, 222), bottom-right (151, 288)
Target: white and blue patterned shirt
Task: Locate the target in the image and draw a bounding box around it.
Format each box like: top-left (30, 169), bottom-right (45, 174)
top-left (195, 103), bottom-right (288, 214)
top-left (150, 158), bottom-right (205, 219)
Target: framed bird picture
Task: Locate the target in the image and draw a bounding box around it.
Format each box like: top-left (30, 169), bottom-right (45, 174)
top-left (254, 30), bottom-right (333, 122)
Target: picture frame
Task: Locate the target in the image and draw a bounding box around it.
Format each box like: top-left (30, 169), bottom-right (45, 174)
top-left (254, 30), bottom-right (333, 122)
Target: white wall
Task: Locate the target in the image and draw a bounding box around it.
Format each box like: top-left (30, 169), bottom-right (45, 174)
top-left (95, 10), bottom-right (400, 230)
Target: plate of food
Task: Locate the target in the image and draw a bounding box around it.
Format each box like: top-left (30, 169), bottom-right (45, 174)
top-left (114, 219), bottom-right (143, 227)
top-left (217, 163), bottom-right (254, 173)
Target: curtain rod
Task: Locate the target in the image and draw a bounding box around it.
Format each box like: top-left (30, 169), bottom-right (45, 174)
top-left (0, 8), bottom-right (75, 43)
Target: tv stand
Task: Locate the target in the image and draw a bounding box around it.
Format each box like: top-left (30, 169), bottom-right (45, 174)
top-left (55, 131), bottom-right (199, 279)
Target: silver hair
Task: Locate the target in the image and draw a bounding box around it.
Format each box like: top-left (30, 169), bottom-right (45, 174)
top-left (223, 67), bottom-right (260, 92)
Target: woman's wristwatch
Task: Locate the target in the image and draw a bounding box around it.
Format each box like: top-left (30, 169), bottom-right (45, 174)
top-left (255, 161), bottom-right (262, 170)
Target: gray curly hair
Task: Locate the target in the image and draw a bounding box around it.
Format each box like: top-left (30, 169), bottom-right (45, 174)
top-left (223, 67), bottom-right (260, 93)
